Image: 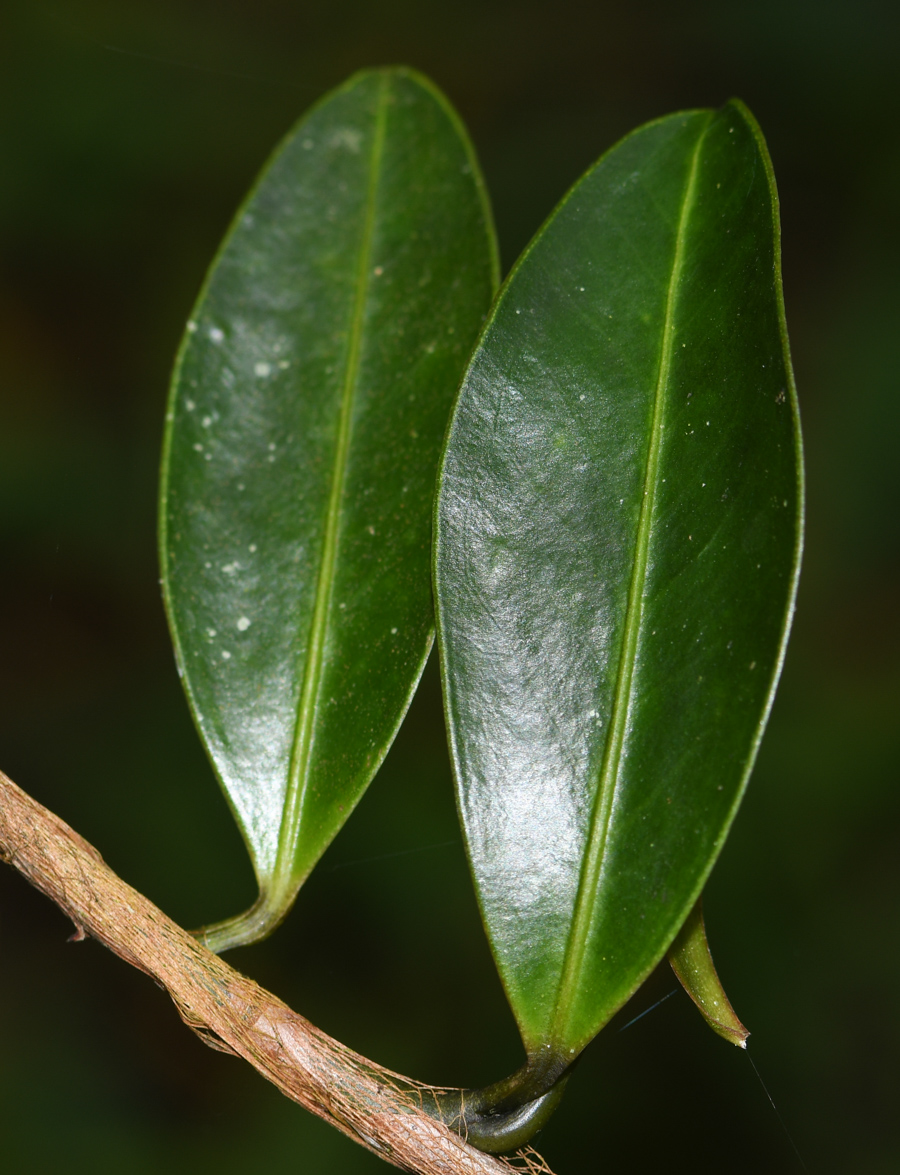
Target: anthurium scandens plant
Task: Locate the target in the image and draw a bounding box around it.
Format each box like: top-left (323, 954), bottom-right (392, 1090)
top-left (160, 69), bottom-right (802, 1153)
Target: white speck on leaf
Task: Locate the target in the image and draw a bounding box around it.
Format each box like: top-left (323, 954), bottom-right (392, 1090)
top-left (248, 543), bottom-right (257, 553)
top-left (207, 629), bottom-right (216, 638)
top-left (254, 362), bottom-right (271, 377)
top-left (202, 416), bottom-right (212, 428)
top-left (193, 442), bottom-right (203, 452)
top-left (332, 127), bottom-right (362, 153)
top-left (237, 617), bottom-right (251, 632)
top-left (185, 399), bottom-right (195, 412)
top-left (209, 327), bottom-right (224, 344)
top-left (187, 320), bottom-right (197, 333)
top-left (391, 627), bottom-right (398, 634)
top-left (222, 562), bottom-right (240, 576)
top-left (221, 650), bottom-right (231, 661)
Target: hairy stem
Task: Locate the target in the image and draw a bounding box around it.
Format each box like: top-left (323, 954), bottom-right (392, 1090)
top-left (0, 767), bottom-right (554, 1175)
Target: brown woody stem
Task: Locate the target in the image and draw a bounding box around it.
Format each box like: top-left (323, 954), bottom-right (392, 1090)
top-left (0, 767), bottom-right (554, 1175)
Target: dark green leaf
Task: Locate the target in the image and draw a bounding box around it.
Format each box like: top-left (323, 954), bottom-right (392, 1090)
top-left (435, 101), bottom-right (802, 1063)
top-left (160, 68), bottom-right (498, 951)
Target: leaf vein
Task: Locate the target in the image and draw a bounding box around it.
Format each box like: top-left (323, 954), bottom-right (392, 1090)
top-left (549, 115), bottom-right (711, 1047)
top-left (273, 73), bottom-right (390, 898)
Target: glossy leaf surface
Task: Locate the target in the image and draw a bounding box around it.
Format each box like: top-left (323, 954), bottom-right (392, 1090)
top-left (161, 68), bottom-right (498, 950)
top-left (435, 101), bottom-right (802, 1060)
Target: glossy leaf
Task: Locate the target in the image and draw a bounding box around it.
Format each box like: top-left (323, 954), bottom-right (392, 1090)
top-left (160, 68), bottom-right (498, 952)
top-left (435, 101), bottom-right (802, 1065)
top-left (669, 897), bottom-right (749, 1048)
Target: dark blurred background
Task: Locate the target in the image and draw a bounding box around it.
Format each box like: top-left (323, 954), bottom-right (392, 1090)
top-left (1, 1), bottom-right (897, 1172)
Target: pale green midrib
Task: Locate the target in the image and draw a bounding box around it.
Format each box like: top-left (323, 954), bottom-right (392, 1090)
top-left (548, 122), bottom-right (709, 1049)
top-left (272, 76), bottom-right (390, 896)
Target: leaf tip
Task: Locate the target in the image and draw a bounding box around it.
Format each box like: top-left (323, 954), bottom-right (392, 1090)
top-left (669, 897), bottom-right (750, 1048)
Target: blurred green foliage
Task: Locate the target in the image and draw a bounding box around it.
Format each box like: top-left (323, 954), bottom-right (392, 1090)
top-left (0, 2), bottom-right (897, 1172)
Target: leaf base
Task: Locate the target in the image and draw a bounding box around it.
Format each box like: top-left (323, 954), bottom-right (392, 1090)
top-left (430, 1053), bottom-right (573, 1153)
top-left (193, 886), bottom-right (296, 953)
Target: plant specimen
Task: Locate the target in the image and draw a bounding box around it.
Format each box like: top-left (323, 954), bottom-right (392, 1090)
top-left (0, 65), bottom-right (802, 1171)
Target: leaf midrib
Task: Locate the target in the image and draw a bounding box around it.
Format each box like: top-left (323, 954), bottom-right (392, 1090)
top-left (273, 74), bottom-right (390, 893)
top-left (548, 116), bottom-right (711, 1049)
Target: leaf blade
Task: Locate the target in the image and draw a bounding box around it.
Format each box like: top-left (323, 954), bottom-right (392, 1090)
top-left (160, 68), bottom-right (498, 950)
top-left (435, 101), bottom-right (802, 1059)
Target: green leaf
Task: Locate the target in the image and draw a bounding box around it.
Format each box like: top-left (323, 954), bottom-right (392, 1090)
top-left (669, 897), bottom-right (749, 1048)
top-left (160, 68), bottom-right (498, 952)
top-left (435, 101), bottom-right (802, 1068)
